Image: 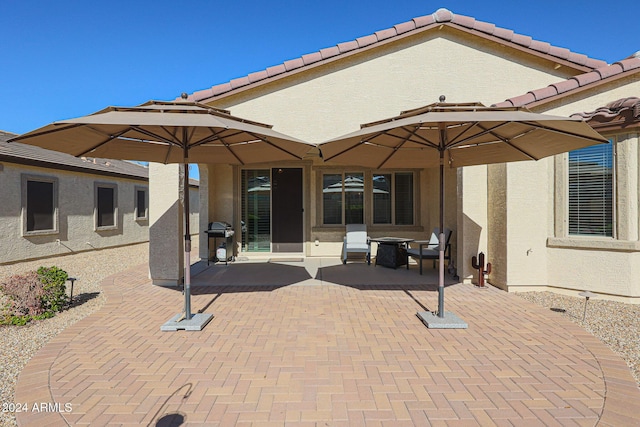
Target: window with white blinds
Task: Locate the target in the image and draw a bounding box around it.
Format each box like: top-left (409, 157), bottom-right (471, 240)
top-left (568, 140), bottom-right (614, 237)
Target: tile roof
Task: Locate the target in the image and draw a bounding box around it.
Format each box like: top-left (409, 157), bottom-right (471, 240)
top-left (0, 130), bottom-right (149, 180)
top-left (493, 56), bottom-right (640, 108)
top-left (569, 97), bottom-right (640, 130)
top-left (186, 8), bottom-right (608, 103)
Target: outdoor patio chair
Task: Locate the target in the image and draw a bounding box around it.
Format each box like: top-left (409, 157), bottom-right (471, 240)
top-left (342, 224), bottom-right (371, 265)
top-left (407, 227), bottom-right (452, 275)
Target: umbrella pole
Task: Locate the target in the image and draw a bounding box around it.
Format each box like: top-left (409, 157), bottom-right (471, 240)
top-left (183, 160), bottom-right (192, 321)
top-left (438, 149), bottom-right (445, 318)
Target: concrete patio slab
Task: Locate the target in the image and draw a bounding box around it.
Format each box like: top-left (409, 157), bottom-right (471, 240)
top-left (14, 258), bottom-right (640, 426)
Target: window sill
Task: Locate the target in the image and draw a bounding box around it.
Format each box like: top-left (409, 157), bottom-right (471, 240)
top-left (547, 237), bottom-right (640, 252)
top-left (23, 229), bottom-right (59, 237)
top-left (95, 225), bottom-right (118, 232)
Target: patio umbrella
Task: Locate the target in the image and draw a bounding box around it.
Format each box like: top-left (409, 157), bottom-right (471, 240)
top-left (318, 99), bottom-right (607, 328)
top-left (9, 96), bottom-right (315, 330)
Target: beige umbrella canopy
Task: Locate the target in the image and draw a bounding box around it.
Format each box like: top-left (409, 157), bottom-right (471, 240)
top-left (319, 100), bottom-right (607, 328)
top-left (9, 98), bottom-right (315, 330)
top-left (320, 102), bottom-right (607, 169)
top-left (10, 100), bottom-right (313, 164)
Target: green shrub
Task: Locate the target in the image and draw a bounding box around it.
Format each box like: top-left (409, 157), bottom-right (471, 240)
top-left (37, 266), bottom-right (68, 314)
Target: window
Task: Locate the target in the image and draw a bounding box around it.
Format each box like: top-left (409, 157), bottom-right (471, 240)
top-left (322, 172), bottom-right (364, 224)
top-left (95, 183), bottom-right (118, 230)
top-left (568, 140), bottom-right (614, 236)
top-left (135, 187), bottom-right (148, 220)
top-left (241, 170), bottom-right (271, 252)
top-left (22, 175), bottom-right (58, 235)
top-left (373, 172), bottom-right (414, 225)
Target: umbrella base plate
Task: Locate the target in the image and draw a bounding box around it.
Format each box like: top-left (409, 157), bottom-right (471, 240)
top-left (417, 311), bottom-right (468, 329)
top-left (161, 313), bottom-right (214, 331)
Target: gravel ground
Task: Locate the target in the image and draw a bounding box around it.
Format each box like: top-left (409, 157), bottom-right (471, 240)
top-left (1, 246), bottom-right (639, 426)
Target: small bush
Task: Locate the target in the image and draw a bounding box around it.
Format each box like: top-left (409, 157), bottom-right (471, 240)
top-left (0, 266), bottom-right (68, 325)
top-left (0, 271), bottom-right (44, 316)
top-left (37, 266), bottom-right (68, 314)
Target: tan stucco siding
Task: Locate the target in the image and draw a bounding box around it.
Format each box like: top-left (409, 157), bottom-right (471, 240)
top-left (193, 30), bottom-right (571, 265)
top-left (491, 77), bottom-right (640, 299)
top-left (0, 162), bottom-right (149, 265)
top-left (213, 31), bottom-right (573, 144)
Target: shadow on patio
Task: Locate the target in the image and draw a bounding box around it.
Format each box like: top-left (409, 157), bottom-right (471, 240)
top-left (315, 260), bottom-right (458, 290)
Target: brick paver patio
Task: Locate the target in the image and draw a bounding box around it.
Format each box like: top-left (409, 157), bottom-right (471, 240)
top-left (15, 259), bottom-right (640, 426)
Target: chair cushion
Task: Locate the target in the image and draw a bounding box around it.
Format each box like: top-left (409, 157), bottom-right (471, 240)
top-left (346, 243), bottom-right (370, 251)
top-left (407, 247), bottom-right (439, 259)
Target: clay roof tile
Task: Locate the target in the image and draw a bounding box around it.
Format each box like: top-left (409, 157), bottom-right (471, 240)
top-left (530, 40), bottom-right (551, 55)
top-left (573, 71), bottom-right (601, 86)
top-left (356, 34), bottom-right (378, 48)
top-left (511, 33), bottom-right (533, 48)
top-left (596, 63), bottom-right (624, 79)
top-left (337, 40), bottom-right (359, 53)
top-left (394, 20), bottom-right (416, 35)
top-left (412, 15), bottom-right (435, 28)
top-left (319, 46), bottom-right (341, 60)
top-left (283, 57), bottom-right (305, 71)
top-left (229, 76), bottom-right (250, 90)
top-left (473, 21), bottom-right (496, 35)
top-left (492, 26), bottom-right (514, 40)
top-left (266, 64), bottom-right (287, 77)
top-left (375, 27), bottom-right (397, 42)
top-left (211, 83), bottom-right (233, 96)
top-left (616, 57), bottom-right (640, 72)
top-left (530, 86), bottom-right (558, 100)
top-left (188, 8), bottom-right (616, 102)
top-left (507, 93), bottom-right (537, 106)
top-left (247, 70), bottom-right (269, 83)
top-left (301, 52), bottom-right (323, 66)
top-left (551, 79), bottom-right (580, 94)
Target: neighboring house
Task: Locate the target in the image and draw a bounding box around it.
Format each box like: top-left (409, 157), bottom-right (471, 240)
top-left (148, 8), bottom-right (639, 302)
top-left (0, 130), bottom-right (199, 265)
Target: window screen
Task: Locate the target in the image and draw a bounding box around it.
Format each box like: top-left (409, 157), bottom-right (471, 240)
top-left (568, 140), bottom-right (614, 236)
top-left (26, 180), bottom-right (54, 231)
top-left (97, 186), bottom-right (115, 228)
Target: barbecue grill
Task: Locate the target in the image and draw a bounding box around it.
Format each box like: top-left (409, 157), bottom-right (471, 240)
top-left (205, 221), bottom-right (235, 265)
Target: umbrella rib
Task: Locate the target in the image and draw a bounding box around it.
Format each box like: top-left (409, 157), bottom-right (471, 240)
top-left (323, 140), bottom-right (366, 162)
top-left (75, 128), bottom-right (132, 157)
top-left (132, 126), bottom-right (182, 147)
top-left (474, 123), bottom-right (539, 160)
top-left (376, 125), bottom-right (424, 169)
top-left (374, 127), bottom-right (439, 149)
top-left (520, 121), bottom-right (607, 144)
top-left (196, 127), bottom-right (246, 165)
top-left (444, 122), bottom-right (538, 160)
top-left (8, 123), bottom-right (87, 142)
top-left (245, 130), bottom-right (304, 160)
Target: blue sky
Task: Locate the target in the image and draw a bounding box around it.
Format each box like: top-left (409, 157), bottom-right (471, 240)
top-left (1, 0), bottom-right (638, 180)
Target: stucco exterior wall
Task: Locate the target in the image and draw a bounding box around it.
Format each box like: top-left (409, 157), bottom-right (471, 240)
top-left (491, 77), bottom-right (640, 300)
top-left (213, 29), bottom-right (573, 144)
top-left (0, 162), bottom-right (149, 265)
top-left (192, 28), bottom-right (572, 262)
top-left (149, 23), bottom-right (640, 300)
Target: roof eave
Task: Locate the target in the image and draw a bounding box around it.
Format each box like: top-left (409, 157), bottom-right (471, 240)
top-left (0, 154), bottom-right (149, 181)
top-left (194, 16), bottom-right (604, 104)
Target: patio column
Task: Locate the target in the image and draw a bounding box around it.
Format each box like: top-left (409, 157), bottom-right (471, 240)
top-left (149, 163), bottom-right (184, 286)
